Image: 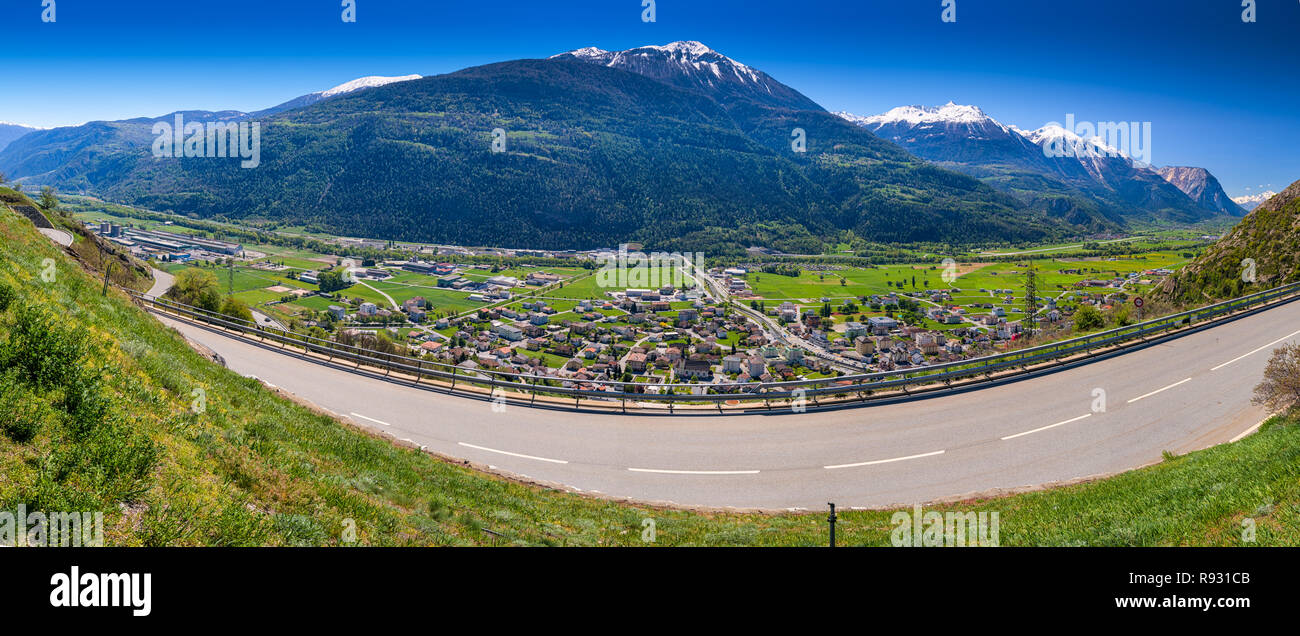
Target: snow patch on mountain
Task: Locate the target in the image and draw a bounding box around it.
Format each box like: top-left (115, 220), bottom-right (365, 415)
top-left (552, 41), bottom-right (821, 111)
top-left (317, 75), bottom-right (422, 98)
top-left (0, 122), bottom-right (50, 130)
top-left (554, 41), bottom-right (764, 85)
top-left (1022, 123), bottom-right (1126, 159)
top-left (1232, 190), bottom-right (1278, 205)
top-left (850, 102), bottom-right (999, 127)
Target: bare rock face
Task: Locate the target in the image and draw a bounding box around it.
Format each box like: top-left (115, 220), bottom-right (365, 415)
top-left (1156, 166), bottom-right (1246, 216)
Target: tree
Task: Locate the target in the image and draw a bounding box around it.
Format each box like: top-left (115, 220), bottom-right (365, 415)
top-left (169, 268), bottom-right (221, 312)
top-left (1253, 343), bottom-right (1300, 413)
top-left (39, 186), bottom-right (59, 211)
top-left (1023, 263), bottom-right (1039, 336)
top-left (219, 297), bottom-right (254, 324)
top-left (1073, 304), bottom-right (1104, 332)
top-left (318, 269), bottom-right (352, 293)
top-left (0, 172), bottom-right (7, 187)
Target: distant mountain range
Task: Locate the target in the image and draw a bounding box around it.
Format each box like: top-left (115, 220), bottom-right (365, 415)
top-left (0, 43), bottom-right (1244, 251)
top-left (836, 103), bottom-right (1244, 226)
top-left (0, 122), bottom-right (46, 154)
top-left (1231, 190), bottom-right (1278, 212)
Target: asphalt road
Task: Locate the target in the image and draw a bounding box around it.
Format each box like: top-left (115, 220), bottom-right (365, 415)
top-left (146, 267), bottom-right (175, 299)
top-left (38, 228), bottom-right (74, 247)
top-left (154, 299), bottom-right (1300, 510)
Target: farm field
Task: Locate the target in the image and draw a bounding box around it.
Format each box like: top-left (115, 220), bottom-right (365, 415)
top-left (548, 266), bottom-right (689, 300)
top-left (747, 251), bottom-right (1196, 316)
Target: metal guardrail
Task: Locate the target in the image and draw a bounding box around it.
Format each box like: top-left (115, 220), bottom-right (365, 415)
top-left (131, 279), bottom-right (1300, 409)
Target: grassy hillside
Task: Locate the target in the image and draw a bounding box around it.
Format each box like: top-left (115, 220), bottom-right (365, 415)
top-left (1160, 177), bottom-right (1300, 303)
top-left (1, 206), bottom-right (1297, 545)
top-left (1, 186), bottom-right (153, 292)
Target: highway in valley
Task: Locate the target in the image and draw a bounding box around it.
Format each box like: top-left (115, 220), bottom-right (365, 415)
top-left (152, 297), bottom-right (1300, 510)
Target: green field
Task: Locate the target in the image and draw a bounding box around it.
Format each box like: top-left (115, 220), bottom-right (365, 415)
top-left (748, 252), bottom-right (1194, 317)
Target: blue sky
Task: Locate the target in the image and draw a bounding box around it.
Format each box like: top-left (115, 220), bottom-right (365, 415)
top-left (2, 0), bottom-right (1297, 196)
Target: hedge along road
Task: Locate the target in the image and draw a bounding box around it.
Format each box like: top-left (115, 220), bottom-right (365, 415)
top-left (151, 296), bottom-right (1300, 510)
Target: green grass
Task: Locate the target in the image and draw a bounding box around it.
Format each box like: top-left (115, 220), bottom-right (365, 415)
top-left (2, 208), bottom-right (1297, 546)
top-left (747, 253), bottom-right (1194, 317)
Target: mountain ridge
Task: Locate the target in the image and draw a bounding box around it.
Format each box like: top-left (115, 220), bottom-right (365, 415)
top-left (0, 51), bottom-right (1068, 251)
top-left (1156, 166), bottom-right (1246, 216)
top-left (837, 103), bottom-right (1236, 226)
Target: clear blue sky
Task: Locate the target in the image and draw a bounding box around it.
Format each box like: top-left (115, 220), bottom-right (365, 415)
top-left (2, 0), bottom-right (1297, 196)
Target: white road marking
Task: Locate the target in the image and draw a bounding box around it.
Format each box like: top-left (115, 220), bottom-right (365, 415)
top-left (824, 449), bottom-right (946, 470)
top-left (1210, 329), bottom-right (1300, 371)
top-left (1229, 415), bottom-right (1275, 443)
top-left (458, 442), bottom-right (569, 464)
top-left (350, 412), bottom-right (392, 427)
top-left (627, 468), bottom-right (760, 475)
top-left (1001, 414), bottom-right (1092, 441)
top-left (1127, 378), bottom-right (1193, 404)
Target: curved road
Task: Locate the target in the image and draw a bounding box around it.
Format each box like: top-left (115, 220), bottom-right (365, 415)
top-left (153, 298), bottom-right (1300, 510)
top-left (39, 227), bottom-right (74, 247)
top-left (146, 267), bottom-right (175, 299)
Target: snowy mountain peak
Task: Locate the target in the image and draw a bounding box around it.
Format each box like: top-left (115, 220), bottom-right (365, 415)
top-left (648, 40), bottom-right (717, 56)
top-left (1232, 190), bottom-right (1278, 212)
top-left (1021, 124), bottom-right (1125, 159)
top-left (554, 41), bottom-right (759, 83)
top-left (562, 47), bottom-right (610, 60)
top-left (555, 41), bottom-right (720, 62)
top-left (552, 41), bottom-right (823, 111)
top-left (855, 102), bottom-right (994, 127)
top-left (1232, 190), bottom-right (1278, 205)
top-left (317, 75), bottom-right (422, 99)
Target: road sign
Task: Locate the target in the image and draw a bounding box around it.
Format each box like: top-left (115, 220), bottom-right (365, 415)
top-left (1133, 297), bottom-right (1145, 308)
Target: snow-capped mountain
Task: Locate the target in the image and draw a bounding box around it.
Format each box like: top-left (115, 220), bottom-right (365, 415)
top-left (838, 102), bottom-right (1047, 168)
top-left (255, 74), bottom-right (422, 116)
top-left (837, 103), bottom-right (1230, 225)
top-left (317, 75), bottom-right (423, 99)
top-left (1231, 190), bottom-right (1278, 212)
top-left (1156, 166), bottom-right (1246, 216)
top-left (552, 41), bottom-right (822, 111)
top-left (0, 122), bottom-right (47, 153)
